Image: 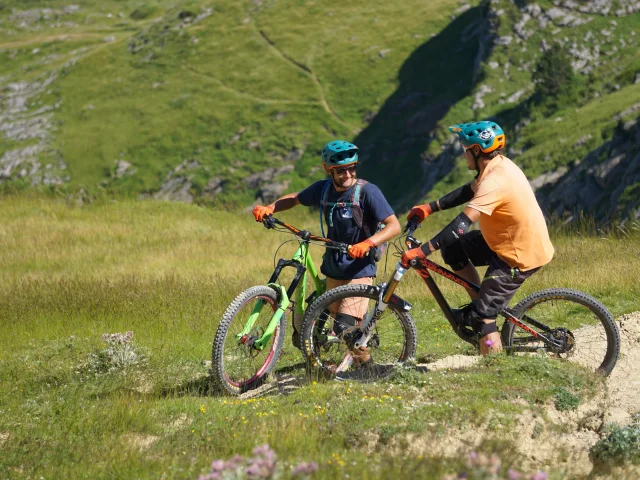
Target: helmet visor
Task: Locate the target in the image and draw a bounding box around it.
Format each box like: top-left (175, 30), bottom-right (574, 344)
top-left (326, 148), bottom-right (358, 166)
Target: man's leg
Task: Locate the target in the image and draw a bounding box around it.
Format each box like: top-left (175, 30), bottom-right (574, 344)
top-left (455, 264), bottom-right (481, 301)
top-left (326, 276), bottom-right (374, 364)
top-left (474, 260), bottom-right (540, 355)
top-left (441, 231), bottom-right (489, 301)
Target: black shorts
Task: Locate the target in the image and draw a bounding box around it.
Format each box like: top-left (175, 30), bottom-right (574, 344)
top-left (441, 230), bottom-right (539, 320)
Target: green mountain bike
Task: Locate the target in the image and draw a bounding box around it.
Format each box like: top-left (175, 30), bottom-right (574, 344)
top-left (211, 216), bottom-right (348, 395)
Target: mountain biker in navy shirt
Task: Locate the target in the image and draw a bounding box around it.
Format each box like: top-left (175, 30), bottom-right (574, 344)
top-left (253, 140), bottom-right (401, 372)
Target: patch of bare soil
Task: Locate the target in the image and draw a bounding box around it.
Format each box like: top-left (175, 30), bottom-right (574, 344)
top-left (0, 432), bottom-right (9, 446)
top-left (165, 413), bottom-right (192, 432)
top-left (422, 354), bottom-right (481, 371)
top-left (385, 312), bottom-right (640, 477)
top-left (121, 433), bottom-right (159, 451)
top-left (603, 312), bottom-right (640, 425)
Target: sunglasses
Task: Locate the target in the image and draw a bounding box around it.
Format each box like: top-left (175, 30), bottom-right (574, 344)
top-left (333, 165), bottom-right (357, 176)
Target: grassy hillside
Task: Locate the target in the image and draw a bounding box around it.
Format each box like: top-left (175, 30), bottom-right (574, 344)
top-left (1, 1), bottom-right (639, 217)
top-left (1, 196), bottom-right (640, 478)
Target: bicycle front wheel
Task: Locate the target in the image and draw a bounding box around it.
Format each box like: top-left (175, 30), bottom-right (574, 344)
top-left (300, 284), bottom-right (417, 378)
top-left (211, 286), bottom-right (286, 395)
top-left (501, 288), bottom-right (620, 375)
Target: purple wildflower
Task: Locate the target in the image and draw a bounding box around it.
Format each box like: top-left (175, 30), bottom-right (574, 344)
top-left (508, 468), bottom-right (523, 479)
top-left (531, 472), bottom-right (548, 480)
top-left (245, 463), bottom-right (263, 477)
top-left (485, 338), bottom-right (495, 347)
top-left (198, 473), bottom-right (221, 480)
top-left (292, 462), bottom-right (319, 476)
top-left (227, 455), bottom-right (244, 468)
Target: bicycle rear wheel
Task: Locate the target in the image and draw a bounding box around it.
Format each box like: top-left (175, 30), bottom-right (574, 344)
top-left (501, 288), bottom-right (620, 375)
top-left (211, 286), bottom-right (286, 395)
top-left (300, 284), bottom-right (417, 379)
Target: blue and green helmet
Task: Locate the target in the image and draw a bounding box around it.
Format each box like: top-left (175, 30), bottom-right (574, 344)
top-left (448, 121), bottom-right (506, 153)
top-left (321, 140), bottom-right (359, 169)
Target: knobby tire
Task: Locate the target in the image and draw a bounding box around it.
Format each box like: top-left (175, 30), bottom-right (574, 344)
top-left (501, 288), bottom-right (620, 375)
top-left (211, 286), bottom-right (286, 395)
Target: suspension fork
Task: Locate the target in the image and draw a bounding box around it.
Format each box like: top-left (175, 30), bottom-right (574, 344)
top-left (237, 245), bottom-right (309, 348)
top-left (253, 283), bottom-right (290, 350)
top-left (353, 262), bottom-right (409, 349)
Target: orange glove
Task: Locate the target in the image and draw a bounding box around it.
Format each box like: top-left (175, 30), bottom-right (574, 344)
top-left (252, 205), bottom-right (274, 222)
top-left (406, 203), bottom-right (433, 224)
top-left (401, 246), bottom-right (428, 267)
top-left (348, 239), bottom-right (375, 259)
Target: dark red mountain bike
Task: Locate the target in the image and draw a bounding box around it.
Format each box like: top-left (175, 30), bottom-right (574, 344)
top-left (300, 219), bottom-right (621, 378)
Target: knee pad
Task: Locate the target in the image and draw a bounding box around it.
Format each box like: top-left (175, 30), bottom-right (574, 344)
top-left (441, 245), bottom-right (469, 271)
top-left (333, 313), bottom-right (359, 336)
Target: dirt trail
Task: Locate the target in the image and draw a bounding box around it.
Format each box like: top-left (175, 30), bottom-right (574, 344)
top-left (0, 33), bottom-right (104, 49)
top-left (603, 312), bottom-right (640, 424)
top-left (405, 312), bottom-right (640, 477)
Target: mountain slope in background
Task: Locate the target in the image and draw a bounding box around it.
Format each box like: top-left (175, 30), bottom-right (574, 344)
top-left (0, 0), bottom-right (639, 221)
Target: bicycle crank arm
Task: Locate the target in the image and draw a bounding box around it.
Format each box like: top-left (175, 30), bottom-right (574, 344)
top-left (335, 353), bottom-right (354, 373)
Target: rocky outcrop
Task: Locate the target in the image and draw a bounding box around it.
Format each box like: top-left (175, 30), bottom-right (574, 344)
top-left (128, 6), bottom-right (213, 55)
top-left (244, 165), bottom-right (294, 203)
top-left (147, 160), bottom-right (201, 203)
top-left (8, 5), bottom-right (80, 29)
top-left (536, 117), bottom-right (640, 221)
top-left (0, 70), bottom-right (68, 186)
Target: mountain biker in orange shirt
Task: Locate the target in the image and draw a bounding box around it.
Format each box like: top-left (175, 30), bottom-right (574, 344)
top-left (402, 121), bottom-right (554, 356)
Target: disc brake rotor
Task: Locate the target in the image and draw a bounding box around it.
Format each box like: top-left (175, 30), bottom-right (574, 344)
top-left (237, 326), bottom-right (266, 358)
top-left (550, 328), bottom-right (575, 355)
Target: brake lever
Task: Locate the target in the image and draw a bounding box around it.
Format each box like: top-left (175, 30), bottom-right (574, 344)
top-left (403, 216), bottom-right (421, 235)
top-left (327, 241), bottom-right (349, 253)
top-left (262, 215), bottom-right (276, 229)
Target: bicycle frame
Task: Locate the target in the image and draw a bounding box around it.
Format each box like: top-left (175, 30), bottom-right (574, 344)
top-left (353, 235), bottom-right (561, 352)
top-left (237, 239), bottom-right (326, 350)
top-left (352, 258), bottom-right (481, 350)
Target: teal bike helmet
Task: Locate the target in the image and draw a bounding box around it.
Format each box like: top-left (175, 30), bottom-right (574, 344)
top-left (448, 121), bottom-right (506, 153)
top-left (321, 140), bottom-right (358, 170)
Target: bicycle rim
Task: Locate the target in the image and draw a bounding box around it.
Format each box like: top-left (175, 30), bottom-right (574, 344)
top-left (505, 289), bottom-right (619, 375)
top-left (216, 288), bottom-right (284, 393)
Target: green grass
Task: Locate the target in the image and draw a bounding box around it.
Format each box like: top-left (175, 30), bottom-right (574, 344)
top-left (1, 196), bottom-right (639, 478)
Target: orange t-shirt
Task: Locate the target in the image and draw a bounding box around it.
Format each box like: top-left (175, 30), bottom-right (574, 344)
top-left (467, 156), bottom-right (554, 271)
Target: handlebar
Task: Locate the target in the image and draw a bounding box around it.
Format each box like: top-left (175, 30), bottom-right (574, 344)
top-left (262, 215), bottom-right (349, 253)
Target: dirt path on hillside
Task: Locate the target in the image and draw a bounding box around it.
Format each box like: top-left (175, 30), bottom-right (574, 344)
top-left (0, 33), bottom-right (104, 49)
top-left (604, 312), bottom-right (640, 423)
top-left (398, 312), bottom-right (640, 477)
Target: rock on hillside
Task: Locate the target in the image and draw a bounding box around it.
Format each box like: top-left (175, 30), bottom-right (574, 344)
top-left (536, 115), bottom-right (640, 220)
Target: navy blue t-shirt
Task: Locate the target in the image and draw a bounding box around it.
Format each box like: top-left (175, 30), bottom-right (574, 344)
top-left (298, 180), bottom-right (394, 280)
